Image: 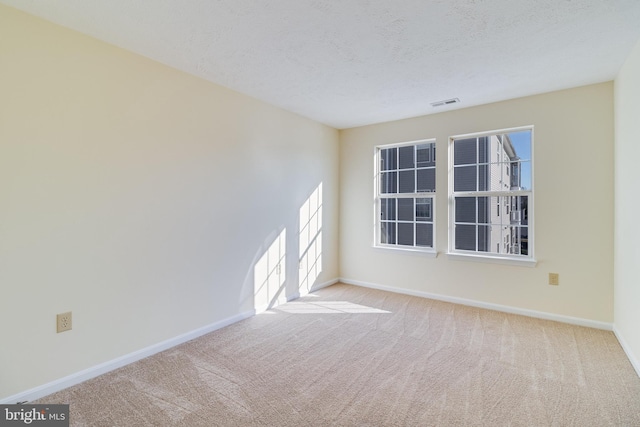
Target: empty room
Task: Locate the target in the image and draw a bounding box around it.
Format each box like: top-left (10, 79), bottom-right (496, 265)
top-left (1, 1), bottom-right (640, 425)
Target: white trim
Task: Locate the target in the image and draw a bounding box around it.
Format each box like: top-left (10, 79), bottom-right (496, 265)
top-left (2, 277), bottom-right (342, 404)
top-left (613, 326), bottom-right (640, 378)
top-left (375, 139), bottom-right (438, 252)
top-left (377, 137), bottom-right (436, 150)
top-left (452, 190), bottom-right (531, 197)
top-left (450, 125), bottom-right (536, 141)
top-left (447, 252), bottom-right (537, 267)
top-left (339, 278), bottom-right (612, 331)
top-left (3, 277), bottom-right (627, 404)
top-left (0, 310), bottom-right (255, 404)
top-left (373, 245), bottom-right (438, 258)
top-left (448, 126), bottom-right (535, 263)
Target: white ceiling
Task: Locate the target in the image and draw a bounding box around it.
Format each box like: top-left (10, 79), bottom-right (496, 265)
top-left (3, 0), bottom-right (640, 129)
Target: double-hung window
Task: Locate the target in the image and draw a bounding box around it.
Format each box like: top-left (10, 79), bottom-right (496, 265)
top-left (449, 127), bottom-right (534, 265)
top-left (375, 140), bottom-right (436, 253)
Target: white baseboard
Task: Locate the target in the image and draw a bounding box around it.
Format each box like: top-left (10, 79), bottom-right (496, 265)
top-left (0, 310), bottom-right (255, 405)
top-left (10, 276), bottom-right (620, 404)
top-left (613, 326), bottom-right (640, 378)
top-left (2, 278), bottom-right (342, 404)
top-left (340, 278), bottom-right (613, 331)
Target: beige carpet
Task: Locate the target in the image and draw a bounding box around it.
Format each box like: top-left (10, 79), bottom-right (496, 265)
top-left (36, 283), bottom-right (640, 426)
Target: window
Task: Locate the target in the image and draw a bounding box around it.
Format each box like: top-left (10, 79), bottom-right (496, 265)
top-left (375, 139), bottom-right (436, 252)
top-left (449, 127), bottom-right (533, 264)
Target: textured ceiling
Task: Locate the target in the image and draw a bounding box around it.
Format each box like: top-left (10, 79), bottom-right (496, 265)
top-left (2, 0), bottom-right (640, 129)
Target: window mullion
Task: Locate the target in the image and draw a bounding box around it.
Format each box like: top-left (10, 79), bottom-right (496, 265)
top-left (475, 196), bottom-right (479, 252)
top-left (453, 190), bottom-right (531, 198)
top-left (476, 137), bottom-right (480, 192)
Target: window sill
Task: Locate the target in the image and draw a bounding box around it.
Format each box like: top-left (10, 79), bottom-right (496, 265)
top-left (447, 252), bottom-right (537, 267)
top-left (373, 245), bottom-right (438, 258)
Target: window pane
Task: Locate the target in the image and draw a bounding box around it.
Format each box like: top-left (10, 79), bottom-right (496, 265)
top-left (381, 148), bottom-right (397, 171)
top-left (455, 197), bottom-right (476, 223)
top-left (454, 138), bottom-right (476, 165)
top-left (519, 226), bottom-right (529, 255)
top-left (398, 146), bottom-right (414, 169)
top-left (455, 224), bottom-right (476, 251)
top-left (376, 140), bottom-right (436, 251)
top-left (381, 222), bottom-right (396, 244)
top-left (397, 223), bottom-right (414, 246)
top-left (509, 130), bottom-right (532, 160)
top-left (455, 198), bottom-right (530, 256)
top-left (450, 130), bottom-right (532, 259)
top-left (398, 198), bottom-right (414, 221)
top-left (477, 225), bottom-right (490, 252)
top-left (381, 171), bottom-right (397, 194)
top-left (416, 223), bottom-right (433, 247)
top-left (454, 165), bottom-right (476, 191)
top-left (416, 143), bottom-right (433, 167)
top-left (416, 198), bottom-right (432, 221)
top-left (398, 170), bottom-right (415, 193)
top-left (486, 162), bottom-right (508, 191)
top-left (516, 196), bottom-right (529, 223)
top-left (478, 136), bottom-right (488, 163)
top-left (477, 197), bottom-right (489, 223)
top-left (381, 198), bottom-right (396, 220)
top-left (486, 163), bottom-right (498, 191)
top-left (512, 160), bottom-right (532, 191)
top-left (512, 196), bottom-right (528, 225)
top-left (478, 164), bottom-right (488, 191)
top-left (417, 168), bottom-right (435, 192)
top-left (454, 133), bottom-right (533, 193)
top-left (511, 161), bottom-right (522, 190)
top-left (499, 226), bottom-right (524, 255)
top-left (506, 131), bottom-right (532, 190)
top-left (486, 224), bottom-right (528, 255)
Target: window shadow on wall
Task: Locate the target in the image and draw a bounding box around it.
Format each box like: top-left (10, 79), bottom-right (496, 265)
top-left (298, 183), bottom-right (323, 296)
top-left (254, 228), bottom-right (287, 312)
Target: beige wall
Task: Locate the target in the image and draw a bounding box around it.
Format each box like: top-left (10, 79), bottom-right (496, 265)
top-left (614, 38), bottom-right (640, 373)
top-left (340, 83), bottom-right (614, 322)
top-left (0, 5), bottom-right (339, 400)
top-left (2, 2), bottom-right (633, 402)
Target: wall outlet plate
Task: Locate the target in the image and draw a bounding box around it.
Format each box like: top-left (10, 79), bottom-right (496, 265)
top-left (57, 312), bottom-right (72, 333)
top-left (549, 273), bottom-right (559, 286)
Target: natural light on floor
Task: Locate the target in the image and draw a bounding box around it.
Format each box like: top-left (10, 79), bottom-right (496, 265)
top-left (276, 300), bottom-right (391, 314)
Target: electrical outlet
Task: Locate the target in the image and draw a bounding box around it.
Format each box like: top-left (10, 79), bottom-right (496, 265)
top-left (57, 312), bottom-right (72, 333)
top-left (549, 273), bottom-right (559, 286)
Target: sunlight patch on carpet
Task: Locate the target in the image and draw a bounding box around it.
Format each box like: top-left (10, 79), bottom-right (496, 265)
top-left (275, 300), bottom-right (391, 314)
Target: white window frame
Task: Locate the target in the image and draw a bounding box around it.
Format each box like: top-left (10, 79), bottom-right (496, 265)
top-left (374, 139), bottom-right (437, 256)
top-left (447, 126), bottom-right (536, 267)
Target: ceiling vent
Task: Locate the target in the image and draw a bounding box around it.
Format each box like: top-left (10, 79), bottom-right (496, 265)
top-left (431, 98), bottom-right (460, 108)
